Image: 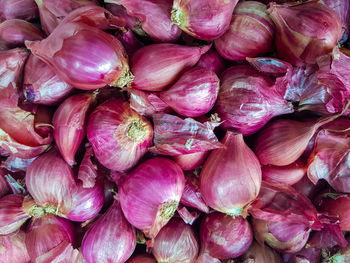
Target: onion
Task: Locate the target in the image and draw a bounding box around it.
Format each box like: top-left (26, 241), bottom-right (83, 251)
top-left (106, 0), bottom-right (181, 43)
top-left (52, 93), bottom-right (95, 165)
top-left (171, 0), bottom-right (239, 41)
top-left (35, 0), bottom-right (98, 35)
top-left (241, 241), bottom-right (282, 263)
top-left (262, 159), bottom-right (306, 185)
top-left (252, 219), bottom-right (311, 253)
top-left (25, 9), bottom-right (132, 90)
top-left (0, 19), bottom-right (44, 50)
top-left (200, 131), bottom-right (261, 216)
top-left (149, 113), bottom-right (222, 156)
top-left (23, 54), bottom-right (73, 106)
top-left (160, 67), bottom-right (220, 117)
top-left (199, 212), bottom-right (253, 259)
top-left (81, 199), bottom-right (136, 263)
top-left (180, 171), bottom-right (209, 213)
top-left (196, 49), bottom-right (225, 76)
top-left (0, 230), bottom-right (30, 263)
top-left (77, 146), bottom-right (97, 188)
top-left (152, 218), bottom-right (199, 263)
top-left (87, 98), bottom-right (153, 172)
top-left (283, 247), bottom-right (321, 263)
top-left (267, 1), bottom-right (342, 66)
top-left (130, 43), bottom-right (210, 91)
top-left (118, 157), bottom-right (185, 239)
top-left (214, 65), bottom-right (293, 135)
top-left (173, 151), bottom-right (208, 171)
top-left (214, 1), bottom-right (274, 61)
top-left (25, 214), bottom-right (75, 261)
top-left (0, 194), bottom-right (32, 235)
top-left (0, 0), bottom-right (38, 21)
top-left (127, 254), bottom-right (157, 263)
top-left (116, 29), bottom-right (143, 57)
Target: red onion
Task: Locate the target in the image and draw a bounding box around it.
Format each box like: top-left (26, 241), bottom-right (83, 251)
top-left (0, 19), bottom-right (44, 50)
top-left (241, 241), bottom-right (282, 263)
top-left (25, 214), bottom-right (75, 261)
top-left (87, 98), bottom-right (153, 172)
top-left (196, 49), bottom-right (225, 76)
top-left (171, 0), bottom-right (239, 41)
top-left (107, 0), bottom-right (181, 43)
top-left (262, 159), bottom-right (306, 185)
top-left (152, 218), bottom-right (199, 263)
top-left (0, 230), bottom-right (30, 263)
top-left (0, 48), bottom-right (29, 108)
top-left (173, 151), bottom-right (208, 171)
top-left (200, 131), bottom-right (261, 216)
top-left (26, 13), bottom-right (131, 90)
top-left (252, 219), bottom-right (311, 253)
top-left (214, 1), bottom-right (274, 61)
top-left (160, 67), bottom-right (219, 117)
top-left (129, 89), bottom-right (170, 117)
top-left (23, 54), bottom-right (73, 106)
top-left (180, 172), bottom-right (209, 213)
top-left (214, 65), bottom-right (293, 135)
top-left (283, 247), bottom-right (321, 263)
top-left (130, 43), bottom-right (210, 91)
top-left (0, 0), bottom-right (38, 21)
top-left (292, 175), bottom-right (326, 200)
top-left (81, 199), bottom-right (136, 263)
top-left (0, 169), bottom-right (10, 198)
top-left (267, 1), bottom-right (342, 66)
top-left (307, 223), bottom-right (347, 249)
top-left (116, 29), bottom-right (143, 57)
top-left (0, 194), bottom-right (31, 235)
top-left (128, 254), bottom-right (157, 263)
top-left (53, 93), bottom-right (95, 165)
top-left (199, 212), bottom-right (253, 259)
top-left (35, 0), bottom-right (97, 35)
top-left (118, 157), bottom-right (185, 239)
top-left (149, 113), bottom-right (222, 156)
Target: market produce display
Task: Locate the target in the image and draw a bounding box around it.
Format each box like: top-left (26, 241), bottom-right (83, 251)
top-left (0, 0), bottom-right (350, 262)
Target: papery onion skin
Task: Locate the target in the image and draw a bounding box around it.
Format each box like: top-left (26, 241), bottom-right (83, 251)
top-left (26, 21), bottom-right (131, 90)
top-left (214, 1), bottom-right (274, 61)
top-left (87, 98), bottom-right (153, 172)
top-left (196, 49), bottom-right (225, 76)
top-left (0, 230), bottom-right (30, 263)
top-left (81, 199), bottom-right (136, 263)
top-left (23, 54), bottom-right (73, 106)
top-left (131, 43), bottom-right (210, 91)
top-left (262, 159), bottom-right (306, 185)
top-left (25, 214), bottom-right (75, 261)
top-left (107, 0), bottom-right (181, 43)
top-left (200, 212), bottom-right (253, 259)
top-left (171, 0), bottom-right (239, 41)
top-left (241, 241), bottom-right (282, 263)
top-left (214, 65), bottom-right (293, 135)
top-left (160, 67), bottom-right (220, 117)
top-left (118, 157), bottom-right (185, 239)
top-left (53, 93), bottom-right (95, 165)
top-left (26, 149), bottom-right (75, 215)
top-left (152, 218), bottom-right (199, 263)
top-left (173, 151), bottom-right (208, 171)
top-left (127, 254), bottom-right (157, 263)
top-left (0, 19), bottom-right (44, 50)
top-left (200, 131), bottom-right (261, 216)
top-left (252, 219), bottom-right (311, 254)
top-left (0, 194), bottom-right (31, 235)
top-left (267, 1), bottom-right (342, 66)
top-left (116, 29), bottom-right (143, 57)
top-left (0, 169), bottom-right (10, 198)
top-left (0, 0), bottom-right (38, 21)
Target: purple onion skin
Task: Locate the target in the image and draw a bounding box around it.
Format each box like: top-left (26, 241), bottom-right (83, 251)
top-left (160, 67), bottom-right (220, 117)
top-left (0, 0), bottom-right (38, 21)
top-left (200, 212), bottom-right (253, 259)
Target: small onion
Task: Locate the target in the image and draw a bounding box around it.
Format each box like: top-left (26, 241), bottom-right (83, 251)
top-left (200, 131), bottom-right (261, 216)
top-left (118, 157), bottom-right (185, 239)
top-left (152, 218), bottom-right (199, 263)
top-left (81, 199), bottom-right (136, 263)
top-left (130, 43), bottom-right (210, 91)
top-left (199, 212), bottom-right (253, 259)
top-left (214, 1), bottom-right (274, 61)
top-left (171, 0), bottom-right (239, 41)
top-left (0, 0), bottom-right (38, 21)
top-left (87, 98), bottom-right (153, 172)
top-left (0, 230), bottom-right (30, 263)
top-left (160, 67), bottom-right (220, 117)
